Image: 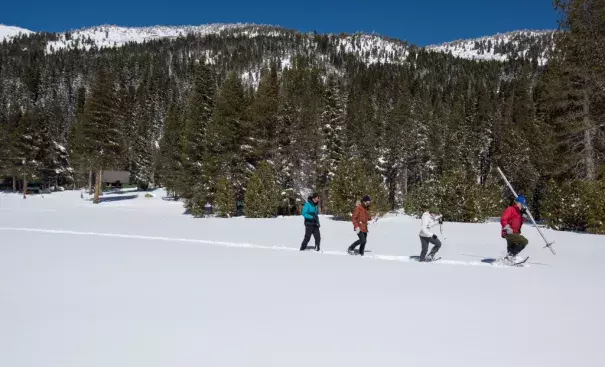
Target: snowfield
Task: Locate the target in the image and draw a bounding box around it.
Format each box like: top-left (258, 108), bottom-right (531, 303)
top-left (1, 189), bottom-right (603, 367)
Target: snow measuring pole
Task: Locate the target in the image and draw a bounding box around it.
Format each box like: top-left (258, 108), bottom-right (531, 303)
top-left (496, 167), bottom-right (556, 255)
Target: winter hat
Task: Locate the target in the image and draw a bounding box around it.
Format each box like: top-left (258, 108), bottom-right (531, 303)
top-left (429, 206), bottom-right (440, 214)
top-left (515, 195), bottom-right (527, 206)
top-left (362, 195), bottom-right (371, 202)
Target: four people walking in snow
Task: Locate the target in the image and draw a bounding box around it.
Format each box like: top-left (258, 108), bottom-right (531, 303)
top-left (500, 195), bottom-right (529, 262)
top-left (418, 206), bottom-right (443, 262)
top-left (300, 193), bottom-right (321, 251)
top-left (299, 191), bottom-right (533, 264)
top-left (348, 195), bottom-right (372, 256)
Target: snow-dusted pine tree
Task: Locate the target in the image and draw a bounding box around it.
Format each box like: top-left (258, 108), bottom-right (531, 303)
top-left (181, 59), bottom-right (216, 204)
top-left (318, 75), bottom-right (346, 197)
top-left (81, 63), bottom-right (123, 203)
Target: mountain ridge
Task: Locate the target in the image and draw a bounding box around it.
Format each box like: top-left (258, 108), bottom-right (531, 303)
top-left (1, 23), bottom-right (555, 64)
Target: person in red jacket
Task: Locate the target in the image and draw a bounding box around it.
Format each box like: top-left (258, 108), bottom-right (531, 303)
top-left (348, 195), bottom-right (372, 256)
top-left (500, 195), bottom-right (529, 261)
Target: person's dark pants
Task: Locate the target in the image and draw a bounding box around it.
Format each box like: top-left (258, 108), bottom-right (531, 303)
top-left (419, 236), bottom-right (442, 260)
top-left (300, 225), bottom-right (321, 251)
top-left (349, 232), bottom-right (368, 255)
top-left (505, 234), bottom-right (528, 256)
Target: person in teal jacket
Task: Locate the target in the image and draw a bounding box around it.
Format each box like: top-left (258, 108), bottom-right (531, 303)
top-left (300, 193), bottom-right (321, 251)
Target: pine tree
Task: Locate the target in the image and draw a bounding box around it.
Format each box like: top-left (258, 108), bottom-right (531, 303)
top-left (0, 121), bottom-right (8, 177)
top-left (404, 169), bottom-right (501, 223)
top-left (472, 84), bottom-right (496, 185)
top-left (131, 88), bottom-right (156, 190)
top-left (181, 59), bottom-right (216, 202)
top-left (12, 109), bottom-right (43, 198)
top-left (542, 0), bottom-right (605, 180)
top-left (274, 61), bottom-right (323, 196)
top-left (247, 64), bottom-right (279, 165)
top-left (345, 81), bottom-right (378, 165)
top-left (494, 75), bottom-right (539, 195)
top-left (206, 71), bottom-right (248, 198)
top-left (318, 75), bottom-right (346, 197)
top-left (0, 108), bottom-right (20, 189)
top-left (274, 93), bottom-right (296, 190)
top-left (542, 179), bottom-right (605, 234)
top-left (67, 87), bottom-right (90, 190)
top-left (82, 64), bottom-right (122, 203)
top-left (214, 176), bottom-right (236, 217)
top-left (329, 159), bottom-right (389, 219)
top-left (157, 104), bottom-right (184, 197)
top-left (244, 162), bottom-right (280, 218)
top-left (407, 94), bottom-right (430, 186)
top-left (116, 81), bottom-right (138, 185)
top-left (382, 79), bottom-right (413, 209)
top-left (442, 94), bottom-right (466, 174)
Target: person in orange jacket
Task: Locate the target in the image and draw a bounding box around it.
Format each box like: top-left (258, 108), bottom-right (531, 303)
top-left (348, 195), bottom-right (372, 256)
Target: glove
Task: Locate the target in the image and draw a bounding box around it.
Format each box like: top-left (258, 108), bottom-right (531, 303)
top-left (354, 227), bottom-right (360, 234)
top-left (438, 217), bottom-right (443, 225)
top-left (432, 234), bottom-right (438, 240)
top-left (520, 207), bottom-right (528, 215)
top-left (504, 224), bottom-right (513, 235)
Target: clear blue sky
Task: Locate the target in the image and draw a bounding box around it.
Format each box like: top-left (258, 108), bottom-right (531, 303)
top-left (2, 0), bottom-right (559, 46)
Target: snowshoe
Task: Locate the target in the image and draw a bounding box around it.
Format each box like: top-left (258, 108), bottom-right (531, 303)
top-left (512, 256), bottom-right (529, 266)
top-left (348, 248), bottom-right (366, 256)
top-left (423, 254), bottom-right (441, 262)
top-left (500, 255), bottom-right (528, 267)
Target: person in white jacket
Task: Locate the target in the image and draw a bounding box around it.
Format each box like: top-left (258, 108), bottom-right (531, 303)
top-left (418, 206), bottom-right (443, 261)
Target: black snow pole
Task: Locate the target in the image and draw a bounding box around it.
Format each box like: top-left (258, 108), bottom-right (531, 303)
top-left (496, 167), bottom-right (556, 255)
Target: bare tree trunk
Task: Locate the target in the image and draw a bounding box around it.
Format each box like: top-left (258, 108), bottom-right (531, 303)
top-left (583, 90), bottom-right (596, 180)
top-left (88, 169), bottom-right (93, 195)
top-left (23, 176), bottom-right (27, 199)
top-left (12, 176), bottom-right (16, 192)
top-left (93, 169), bottom-right (103, 204)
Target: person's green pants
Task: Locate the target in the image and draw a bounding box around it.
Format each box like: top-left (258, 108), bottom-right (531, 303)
top-left (505, 234), bottom-right (528, 256)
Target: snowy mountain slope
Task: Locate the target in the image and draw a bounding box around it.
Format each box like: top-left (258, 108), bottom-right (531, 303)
top-left (0, 24), bottom-right (33, 41)
top-left (44, 24), bottom-right (410, 65)
top-left (0, 190), bottom-right (604, 367)
top-left (4, 22), bottom-right (555, 65)
top-left (45, 23), bottom-right (253, 52)
top-left (426, 30), bottom-right (556, 65)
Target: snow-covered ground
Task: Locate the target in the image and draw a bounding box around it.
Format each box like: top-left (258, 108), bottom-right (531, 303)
top-left (1, 189), bottom-right (603, 367)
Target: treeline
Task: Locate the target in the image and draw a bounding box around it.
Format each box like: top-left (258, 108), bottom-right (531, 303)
top-left (0, 1), bottom-right (604, 233)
